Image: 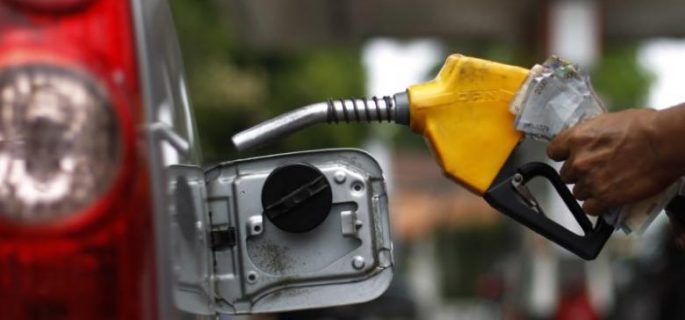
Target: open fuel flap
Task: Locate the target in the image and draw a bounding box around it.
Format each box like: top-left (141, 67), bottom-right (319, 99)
top-left (167, 149), bottom-right (394, 315)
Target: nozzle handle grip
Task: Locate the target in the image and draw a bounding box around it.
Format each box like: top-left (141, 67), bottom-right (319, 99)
top-left (484, 162), bottom-right (613, 260)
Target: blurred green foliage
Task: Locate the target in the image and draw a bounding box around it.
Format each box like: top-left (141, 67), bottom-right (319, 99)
top-left (591, 44), bottom-right (654, 111)
top-left (171, 0), bottom-right (367, 163)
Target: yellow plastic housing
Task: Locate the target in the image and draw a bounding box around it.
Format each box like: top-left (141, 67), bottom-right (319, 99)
top-left (408, 54), bottom-right (529, 195)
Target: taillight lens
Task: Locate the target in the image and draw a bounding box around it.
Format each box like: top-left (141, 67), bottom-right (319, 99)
top-left (0, 64), bottom-right (121, 225)
top-left (0, 0), bottom-right (159, 318)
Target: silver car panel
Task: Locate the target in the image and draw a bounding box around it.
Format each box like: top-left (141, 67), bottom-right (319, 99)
top-left (206, 149), bottom-right (394, 314)
top-left (131, 0), bottom-right (206, 318)
top-left (168, 149), bottom-right (394, 315)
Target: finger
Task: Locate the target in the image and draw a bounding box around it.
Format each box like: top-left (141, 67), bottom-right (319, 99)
top-left (582, 198), bottom-right (608, 216)
top-left (559, 162), bottom-right (578, 184)
top-left (572, 182), bottom-right (591, 201)
top-left (547, 129), bottom-right (573, 161)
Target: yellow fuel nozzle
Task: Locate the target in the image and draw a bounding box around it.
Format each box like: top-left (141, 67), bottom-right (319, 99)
top-left (407, 54), bottom-right (529, 195)
top-left (232, 54), bottom-right (529, 194)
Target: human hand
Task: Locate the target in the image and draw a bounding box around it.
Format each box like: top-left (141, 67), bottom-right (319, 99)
top-left (547, 108), bottom-right (681, 215)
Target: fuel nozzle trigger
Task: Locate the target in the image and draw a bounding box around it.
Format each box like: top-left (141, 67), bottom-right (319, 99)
top-left (484, 159), bottom-right (613, 260)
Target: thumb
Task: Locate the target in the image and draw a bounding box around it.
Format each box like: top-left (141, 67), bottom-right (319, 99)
top-left (547, 128), bottom-right (573, 161)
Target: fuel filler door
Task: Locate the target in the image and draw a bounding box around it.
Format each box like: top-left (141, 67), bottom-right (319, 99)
top-left (168, 149), bottom-right (394, 315)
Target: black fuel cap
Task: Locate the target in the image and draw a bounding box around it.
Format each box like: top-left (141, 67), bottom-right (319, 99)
top-left (261, 163), bottom-right (332, 233)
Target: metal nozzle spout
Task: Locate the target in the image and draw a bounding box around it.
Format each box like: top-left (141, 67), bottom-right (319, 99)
top-left (231, 91), bottom-right (409, 151)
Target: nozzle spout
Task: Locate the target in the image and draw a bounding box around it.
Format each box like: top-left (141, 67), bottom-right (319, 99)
top-left (231, 92), bottom-right (409, 151)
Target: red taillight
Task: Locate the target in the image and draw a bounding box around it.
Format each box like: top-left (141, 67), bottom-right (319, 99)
top-left (0, 0), bottom-right (157, 319)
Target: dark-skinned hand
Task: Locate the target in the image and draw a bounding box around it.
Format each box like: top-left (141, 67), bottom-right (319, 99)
top-left (547, 108), bottom-right (683, 216)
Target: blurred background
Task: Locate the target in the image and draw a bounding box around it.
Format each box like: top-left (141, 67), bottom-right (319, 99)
top-left (170, 0), bottom-right (685, 319)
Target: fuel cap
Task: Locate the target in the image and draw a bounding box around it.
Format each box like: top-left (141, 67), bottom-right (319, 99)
top-left (261, 163), bottom-right (332, 233)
